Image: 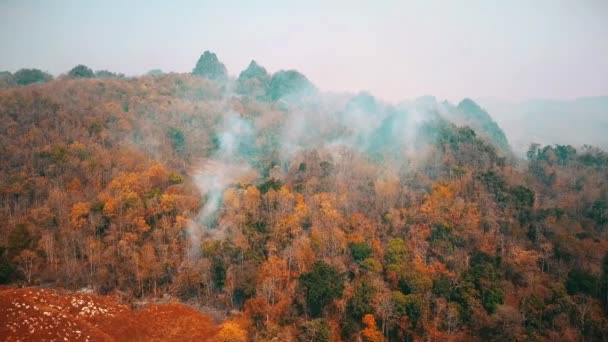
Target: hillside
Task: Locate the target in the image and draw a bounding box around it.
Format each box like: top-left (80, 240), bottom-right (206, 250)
top-left (1, 53), bottom-right (608, 341)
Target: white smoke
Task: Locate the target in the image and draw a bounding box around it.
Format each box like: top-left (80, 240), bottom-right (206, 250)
top-left (187, 111), bottom-right (258, 258)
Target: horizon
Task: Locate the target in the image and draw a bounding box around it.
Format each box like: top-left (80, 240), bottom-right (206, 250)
top-left (1, 0), bottom-right (607, 103)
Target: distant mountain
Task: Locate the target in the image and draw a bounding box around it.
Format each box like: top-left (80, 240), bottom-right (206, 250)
top-left (192, 50), bottom-right (228, 80)
top-left (236, 60), bottom-right (271, 98)
top-left (477, 96), bottom-right (608, 154)
top-left (453, 98), bottom-right (510, 154)
top-left (404, 96), bottom-right (511, 155)
top-left (267, 69), bottom-right (317, 101)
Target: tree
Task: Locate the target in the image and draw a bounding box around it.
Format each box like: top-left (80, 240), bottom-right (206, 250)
top-left (216, 321), bottom-right (247, 342)
top-left (8, 224), bottom-right (33, 254)
top-left (0, 248), bottom-right (18, 284)
top-left (602, 252), bottom-right (608, 310)
top-left (299, 261), bottom-right (344, 317)
top-left (256, 255), bottom-right (289, 306)
top-left (527, 143), bottom-right (541, 161)
top-left (385, 238), bottom-right (408, 266)
top-left (192, 51), bottom-right (227, 80)
top-left (213, 258), bottom-right (227, 291)
top-left (0, 71), bottom-right (15, 87)
top-left (566, 269), bottom-right (598, 296)
top-left (469, 252), bottom-right (504, 314)
top-left (14, 68), bottom-right (52, 85)
top-left (349, 242), bottom-right (372, 262)
top-left (168, 127), bottom-right (186, 153)
top-left (298, 318), bottom-right (331, 342)
top-left (510, 186), bottom-right (535, 208)
top-left (14, 249), bottom-right (39, 284)
top-left (68, 64), bottom-right (94, 78)
top-left (374, 288), bottom-right (397, 339)
top-left (347, 280), bottom-right (375, 321)
top-left (146, 69), bottom-right (163, 76)
top-left (95, 70), bottom-right (124, 78)
top-left (587, 200), bottom-right (608, 225)
top-left (361, 314), bottom-right (383, 342)
top-left (70, 202), bottom-right (91, 230)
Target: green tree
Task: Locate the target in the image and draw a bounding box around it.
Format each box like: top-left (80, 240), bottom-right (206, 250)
top-left (299, 261), bottom-right (344, 317)
top-left (213, 258), bottom-right (227, 291)
top-left (481, 286), bottom-right (504, 314)
top-left (601, 253), bottom-right (608, 310)
top-left (469, 252), bottom-right (504, 314)
top-left (14, 68), bottom-right (53, 85)
top-left (349, 242), bottom-right (372, 262)
top-left (8, 224), bottom-right (33, 254)
top-left (0, 247), bottom-right (18, 284)
top-left (566, 269), bottom-right (598, 296)
top-left (510, 186), bottom-right (535, 208)
top-left (95, 70), bottom-right (124, 78)
top-left (587, 200), bottom-right (608, 225)
top-left (146, 69), bottom-right (163, 76)
top-left (347, 280), bottom-right (375, 320)
top-left (0, 71), bottom-right (15, 87)
top-left (168, 127), bottom-right (186, 153)
top-left (68, 64), bottom-right (94, 78)
top-left (385, 238), bottom-right (408, 266)
top-left (299, 318), bottom-right (331, 342)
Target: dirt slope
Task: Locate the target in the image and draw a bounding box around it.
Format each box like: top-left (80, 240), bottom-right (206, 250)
top-left (0, 287), bottom-right (219, 341)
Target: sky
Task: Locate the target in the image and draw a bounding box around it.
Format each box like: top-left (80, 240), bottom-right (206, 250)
top-left (1, 0), bottom-right (607, 103)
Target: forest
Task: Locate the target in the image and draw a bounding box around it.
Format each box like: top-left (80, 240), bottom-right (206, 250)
top-left (1, 51), bottom-right (607, 341)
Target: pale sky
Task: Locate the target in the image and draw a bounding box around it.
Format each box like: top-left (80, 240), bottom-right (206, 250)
top-left (1, 0), bottom-right (607, 102)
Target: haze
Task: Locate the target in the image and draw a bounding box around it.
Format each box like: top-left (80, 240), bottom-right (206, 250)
top-left (1, 0), bottom-right (607, 103)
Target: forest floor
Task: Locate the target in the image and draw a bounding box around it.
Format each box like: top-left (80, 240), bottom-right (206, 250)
top-left (0, 287), bottom-right (219, 341)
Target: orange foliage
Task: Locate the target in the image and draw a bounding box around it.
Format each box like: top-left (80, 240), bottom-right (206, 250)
top-left (217, 321), bottom-right (247, 342)
top-left (361, 314), bottom-right (383, 342)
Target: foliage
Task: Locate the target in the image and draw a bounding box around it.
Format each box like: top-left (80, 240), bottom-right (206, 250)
top-left (257, 178), bottom-right (282, 194)
top-left (0, 248), bottom-right (18, 283)
top-left (217, 322), bottom-right (247, 342)
top-left (361, 314), bottom-right (383, 342)
top-left (299, 261), bottom-right (344, 317)
top-left (168, 127), bottom-right (186, 153)
top-left (68, 64), bottom-right (94, 78)
top-left (298, 318), bottom-right (331, 342)
top-left (237, 60), bottom-right (270, 98)
top-left (456, 98), bottom-right (510, 153)
top-left (14, 68), bottom-right (53, 85)
top-left (267, 70), bottom-right (316, 101)
top-left (95, 70), bottom-right (124, 78)
top-left (385, 238), bottom-right (408, 266)
top-left (566, 269), bottom-right (598, 296)
top-left (347, 280), bottom-right (375, 320)
top-left (349, 242), bottom-right (372, 262)
top-left (192, 50), bottom-right (228, 80)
